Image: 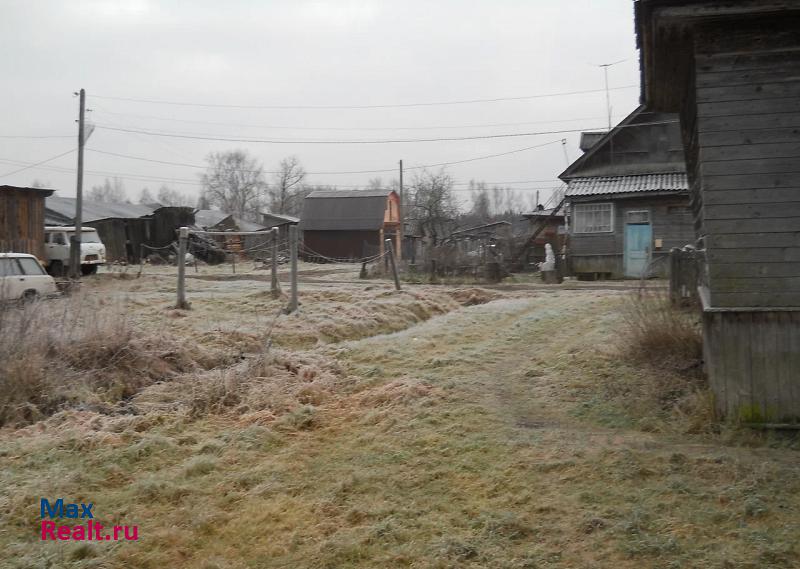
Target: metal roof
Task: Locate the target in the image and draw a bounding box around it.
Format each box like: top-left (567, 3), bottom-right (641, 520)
top-left (565, 173), bottom-right (688, 197)
top-left (194, 209), bottom-right (231, 229)
top-left (300, 190), bottom-right (394, 231)
top-left (260, 211), bottom-right (300, 225)
top-left (45, 196), bottom-right (155, 224)
top-left (306, 189), bottom-right (394, 199)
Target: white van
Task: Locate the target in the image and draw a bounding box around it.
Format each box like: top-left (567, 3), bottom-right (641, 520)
top-left (0, 253), bottom-right (58, 301)
top-left (44, 227), bottom-right (107, 276)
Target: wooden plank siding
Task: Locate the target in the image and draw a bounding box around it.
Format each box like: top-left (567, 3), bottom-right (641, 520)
top-left (0, 188), bottom-right (50, 259)
top-left (692, 22), bottom-right (800, 308)
top-left (569, 195), bottom-right (694, 278)
top-left (704, 310), bottom-right (800, 422)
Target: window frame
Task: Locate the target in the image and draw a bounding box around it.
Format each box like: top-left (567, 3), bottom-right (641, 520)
top-left (572, 202), bottom-right (614, 234)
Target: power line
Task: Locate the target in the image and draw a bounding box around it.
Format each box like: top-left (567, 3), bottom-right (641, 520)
top-left (88, 84), bottom-right (638, 110)
top-left (0, 149), bottom-right (76, 178)
top-left (94, 121), bottom-right (676, 144)
top-left (90, 108), bottom-right (620, 132)
top-left (0, 134), bottom-right (73, 140)
top-left (86, 139), bottom-right (564, 178)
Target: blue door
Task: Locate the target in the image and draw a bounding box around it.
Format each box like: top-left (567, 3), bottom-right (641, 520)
top-left (624, 223), bottom-right (652, 278)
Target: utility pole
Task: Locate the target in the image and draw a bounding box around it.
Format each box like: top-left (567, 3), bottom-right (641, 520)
top-left (69, 88), bottom-right (86, 280)
top-left (597, 60), bottom-right (625, 131)
top-left (561, 138), bottom-right (570, 168)
top-left (398, 159), bottom-right (404, 261)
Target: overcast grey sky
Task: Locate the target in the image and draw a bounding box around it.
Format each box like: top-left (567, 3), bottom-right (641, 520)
top-left (0, 0), bottom-right (641, 208)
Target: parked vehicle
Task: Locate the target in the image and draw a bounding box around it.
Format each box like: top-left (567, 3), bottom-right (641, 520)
top-left (44, 227), bottom-right (107, 276)
top-left (0, 253), bottom-right (58, 301)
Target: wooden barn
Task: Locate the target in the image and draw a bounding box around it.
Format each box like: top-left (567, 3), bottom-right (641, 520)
top-left (46, 197), bottom-right (193, 263)
top-left (560, 106), bottom-right (694, 279)
top-left (299, 189), bottom-right (401, 260)
top-left (194, 209), bottom-right (269, 256)
top-left (0, 185), bottom-right (54, 259)
top-left (259, 211), bottom-right (299, 242)
top-left (636, 0), bottom-right (800, 421)
top-left (520, 207), bottom-right (566, 268)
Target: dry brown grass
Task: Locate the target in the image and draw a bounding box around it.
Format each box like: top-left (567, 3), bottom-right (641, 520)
top-left (0, 295), bottom-right (213, 427)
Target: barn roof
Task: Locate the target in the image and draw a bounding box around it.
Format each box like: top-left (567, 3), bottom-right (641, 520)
top-left (565, 173), bottom-right (688, 198)
top-left (45, 196), bottom-right (155, 224)
top-left (299, 189), bottom-right (396, 231)
top-left (260, 211), bottom-right (299, 225)
top-left (0, 185), bottom-right (55, 196)
top-left (194, 209), bottom-right (231, 229)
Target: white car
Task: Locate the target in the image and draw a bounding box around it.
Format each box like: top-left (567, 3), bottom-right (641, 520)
top-left (0, 253), bottom-right (58, 301)
top-left (44, 226), bottom-right (107, 276)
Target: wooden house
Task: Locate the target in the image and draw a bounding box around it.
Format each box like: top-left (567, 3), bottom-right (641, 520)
top-left (520, 207), bottom-right (566, 268)
top-left (0, 185), bottom-right (55, 259)
top-left (299, 189), bottom-right (401, 260)
top-left (560, 106), bottom-right (694, 279)
top-left (259, 211), bottom-right (299, 242)
top-left (636, 0), bottom-right (800, 421)
top-left (194, 209), bottom-right (269, 256)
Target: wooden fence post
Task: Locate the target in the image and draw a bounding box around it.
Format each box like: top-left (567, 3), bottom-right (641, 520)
top-left (176, 226), bottom-right (190, 309)
top-left (385, 238), bottom-right (401, 291)
top-left (271, 227), bottom-right (280, 298)
top-left (288, 225), bottom-right (298, 313)
top-left (138, 243), bottom-right (145, 277)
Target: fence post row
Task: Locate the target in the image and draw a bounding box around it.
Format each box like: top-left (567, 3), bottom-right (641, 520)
top-left (176, 226), bottom-right (190, 309)
top-left (385, 238), bottom-right (402, 291)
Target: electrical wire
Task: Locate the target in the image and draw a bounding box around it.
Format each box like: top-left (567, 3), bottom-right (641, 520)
top-left (88, 85), bottom-right (638, 110)
top-left (0, 148), bottom-right (76, 178)
top-left (90, 108), bottom-right (620, 132)
top-left (0, 134), bottom-right (73, 139)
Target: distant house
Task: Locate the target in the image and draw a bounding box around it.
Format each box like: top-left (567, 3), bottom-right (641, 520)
top-left (559, 106), bottom-right (694, 279)
top-left (0, 185), bottom-right (55, 259)
top-left (259, 211), bottom-right (299, 243)
top-left (45, 197), bottom-right (193, 263)
top-left (193, 209), bottom-right (269, 255)
top-left (299, 189), bottom-right (401, 260)
top-left (519, 206), bottom-right (566, 267)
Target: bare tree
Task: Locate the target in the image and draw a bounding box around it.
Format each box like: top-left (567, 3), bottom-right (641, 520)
top-left (409, 169), bottom-right (458, 245)
top-left (30, 179), bottom-right (51, 188)
top-left (201, 150), bottom-right (267, 220)
top-left (269, 156), bottom-right (306, 215)
top-left (469, 180), bottom-right (491, 221)
top-left (367, 177), bottom-right (383, 190)
top-left (156, 185), bottom-right (193, 207)
top-left (138, 187), bottom-right (154, 204)
top-left (89, 178), bottom-right (127, 203)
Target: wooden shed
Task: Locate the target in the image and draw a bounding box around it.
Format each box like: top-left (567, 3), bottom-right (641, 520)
top-left (636, 0), bottom-right (800, 421)
top-left (560, 106), bottom-right (695, 279)
top-left (299, 190), bottom-right (401, 260)
top-left (45, 197), bottom-right (193, 263)
top-left (0, 185), bottom-right (55, 259)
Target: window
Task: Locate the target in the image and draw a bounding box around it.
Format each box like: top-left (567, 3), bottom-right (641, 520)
top-left (573, 203), bottom-right (613, 233)
top-left (0, 258), bottom-right (22, 277)
top-left (18, 257), bottom-right (46, 276)
top-left (626, 210), bottom-right (650, 224)
top-left (52, 233), bottom-right (66, 245)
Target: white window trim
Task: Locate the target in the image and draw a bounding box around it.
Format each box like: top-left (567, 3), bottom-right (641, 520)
top-left (625, 209), bottom-right (651, 224)
top-left (572, 202), bottom-right (614, 234)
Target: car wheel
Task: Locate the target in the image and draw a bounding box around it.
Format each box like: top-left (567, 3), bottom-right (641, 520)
top-left (81, 264), bottom-right (98, 276)
top-left (22, 289), bottom-right (39, 302)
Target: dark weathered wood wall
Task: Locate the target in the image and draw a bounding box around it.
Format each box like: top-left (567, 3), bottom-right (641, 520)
top-left (303, 230), bottom-right (380, 260)
top-left (0, 189), bottom-right (47, 258)
top-left (569, 193), bottom-right (694, 277)
top-left (692, 20), bottom-right (800, 308)
top-left (704, 310), bottom-right (800, 423)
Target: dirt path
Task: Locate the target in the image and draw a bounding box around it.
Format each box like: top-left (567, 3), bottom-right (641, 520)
top-left (4, 289), bottom-right (799, 568)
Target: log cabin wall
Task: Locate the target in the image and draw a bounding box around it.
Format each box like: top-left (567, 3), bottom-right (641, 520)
top-left (692, 19), bottom-right (800, 308)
